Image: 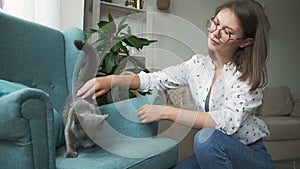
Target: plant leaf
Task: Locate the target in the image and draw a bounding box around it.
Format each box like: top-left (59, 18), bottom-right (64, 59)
top-left (86, 29), bottom-right (98, 35)
top-left (93, 38), bottom-right (108, 48)
top-left (139, 38), bottom-right (158, 47)
top-left (118, 12), bottom-right (129, 30)
top-left (119, 43), bottom-right (129, 55)
top-left (104, 52), bottom-right (117, 73)
top-left (129, 90), bottom-right (137, 98)
top-left (97, 21), bottom-right (109, 28)
top-left (102, 22), bottom-right (116, 34)
top-left (122, 35), bottom-right (143, 50)
top-left (111, 41), bottom-right (123, 53)
top-left (117, 24), bottom-right (128, 35)
top-left (108, 13), bottom-right (114, 23)
top-left (98, 15), bottom-right (116, 34)
top-left (117, 12), bottom-right (129, 34)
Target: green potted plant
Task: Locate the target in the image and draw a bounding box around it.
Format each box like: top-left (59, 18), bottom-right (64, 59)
top-left (87, 13), bottom-right (157, 105)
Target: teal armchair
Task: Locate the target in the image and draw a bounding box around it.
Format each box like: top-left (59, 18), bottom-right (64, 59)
top-left (0, 12), bottom-right (178, 169)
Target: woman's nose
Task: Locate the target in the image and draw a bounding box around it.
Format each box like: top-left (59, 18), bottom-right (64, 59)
top-left (212, 28), bottom-right (221, 38)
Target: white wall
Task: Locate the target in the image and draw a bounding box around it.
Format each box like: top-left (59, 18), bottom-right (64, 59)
top-left (264, 0), bottom-right (300, 95)
top-left (60, 0), bottom-right (84, 30)
top-left (143, 0), bottom-right (300, 95)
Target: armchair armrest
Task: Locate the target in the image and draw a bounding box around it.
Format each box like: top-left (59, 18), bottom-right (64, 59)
top-left (0, 88), bottom-right (56, 169)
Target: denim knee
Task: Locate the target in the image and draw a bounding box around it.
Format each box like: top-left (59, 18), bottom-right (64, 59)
top-left (194, 128), bottom-right (217, 144)
top-left (194, 128), bottom-right (218, 154)
top-left (193, 128), bottom-right (222, 167)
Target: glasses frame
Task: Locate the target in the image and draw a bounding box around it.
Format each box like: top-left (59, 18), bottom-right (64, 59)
top-left (206, 17), bottom-right (247, 43)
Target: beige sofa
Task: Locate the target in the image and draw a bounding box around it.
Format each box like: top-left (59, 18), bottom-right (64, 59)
top-left (257, 86), bottom-right (300, 161)
top-left (158, 86), bottom-right (300, 162)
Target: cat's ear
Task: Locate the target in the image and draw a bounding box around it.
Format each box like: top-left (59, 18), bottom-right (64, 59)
top-left (96, 114), bottom-right (109, 120)
top-left (93, 114), bottom-right (109, 124)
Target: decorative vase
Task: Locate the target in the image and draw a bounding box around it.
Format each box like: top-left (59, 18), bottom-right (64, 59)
top-left (156, 0), bottom-right (170, 10)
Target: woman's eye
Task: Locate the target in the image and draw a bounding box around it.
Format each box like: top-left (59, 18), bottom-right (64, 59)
top-left (224, 30), bottom-right (232, 35)
top-left (212, 19), bottom-right (219, 25)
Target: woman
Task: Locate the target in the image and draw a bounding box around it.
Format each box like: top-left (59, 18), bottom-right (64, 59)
top-left (77, 0), bottom-right (275, 168)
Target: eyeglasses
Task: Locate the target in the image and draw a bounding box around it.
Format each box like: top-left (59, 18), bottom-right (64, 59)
top-left (206, 18), bottom-right (246, 43)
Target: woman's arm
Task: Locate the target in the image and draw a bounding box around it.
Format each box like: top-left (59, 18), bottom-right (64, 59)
top-left (137, 104), bottom-right (216, 129)
top-left (76, 74), bottom-right (140, 99)
top-left (77, 55), bottom-right (198, 99)
top-left (76, 73), bottom-right (216, 129)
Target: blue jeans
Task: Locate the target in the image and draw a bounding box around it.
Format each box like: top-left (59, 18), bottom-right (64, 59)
top-left (172, 128), bottom-right (275, 169)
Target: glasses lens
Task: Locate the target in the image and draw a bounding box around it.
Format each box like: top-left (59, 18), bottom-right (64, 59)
top-left (219, 29), bottom-right (230, 43)
top-left (206, 19), bottom-right (216, 32)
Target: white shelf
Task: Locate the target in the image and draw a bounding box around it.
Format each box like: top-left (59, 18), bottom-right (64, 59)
top-left (100, 1), bottom-right (147, 21)
top-left (100, 1), bottom-right (146, 14)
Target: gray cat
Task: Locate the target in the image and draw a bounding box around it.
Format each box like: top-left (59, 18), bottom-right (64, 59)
top-left (61, 40), bottom-right (108, 158)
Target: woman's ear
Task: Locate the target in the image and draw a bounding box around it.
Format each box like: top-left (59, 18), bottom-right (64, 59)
top-left (240, 38), bottom-right (254, 48)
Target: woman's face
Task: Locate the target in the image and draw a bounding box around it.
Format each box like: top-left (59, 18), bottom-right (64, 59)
top-left (208, 8), bottom-right (245, 57)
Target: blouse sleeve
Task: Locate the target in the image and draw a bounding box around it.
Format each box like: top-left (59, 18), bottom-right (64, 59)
top-left (208, 79), bottom-right (263, 135)
top-left (138, 55), bottom-right (202, 91)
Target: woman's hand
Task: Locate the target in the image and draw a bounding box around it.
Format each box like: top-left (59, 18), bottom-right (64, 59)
top-left (137, 104), bottom-right (216, 129)
top-left (137, 104), bottom-right (172, 123)
top-left (76, 74), bottom-right (140, 99)
top-left (76, 76), bottom-right (112, 99)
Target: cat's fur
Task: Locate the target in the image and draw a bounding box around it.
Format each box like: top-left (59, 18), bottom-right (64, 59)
top-left (61, 40), bottom-right (107, 158)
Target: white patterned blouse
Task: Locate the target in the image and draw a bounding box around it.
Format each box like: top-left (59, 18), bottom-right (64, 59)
top-left (138, 54), bottom-right (270, 145)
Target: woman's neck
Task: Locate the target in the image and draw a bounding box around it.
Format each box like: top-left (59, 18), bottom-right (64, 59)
top-left (210, 51), bottom-right (232, 69)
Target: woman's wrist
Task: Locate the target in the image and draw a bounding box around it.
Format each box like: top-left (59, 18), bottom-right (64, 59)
top-left (109, 74), bottom-right (139, 89)
top-left (108, 75), bottom-right (116, 87)
top-left (161, 106), bottom-right (179, 122)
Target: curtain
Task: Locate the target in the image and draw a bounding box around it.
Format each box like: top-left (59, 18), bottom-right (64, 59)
top-left (2, 0), bottom-right (61, 29)
top-left (0, 0), bottom-right (4, 9)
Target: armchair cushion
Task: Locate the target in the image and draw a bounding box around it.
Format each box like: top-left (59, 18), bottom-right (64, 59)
top-left (0, 79), bottom-right (29, 97)
top-left (0, 79), bottom-right (65, 147)
top-left (99, 94), bottom-right (161, 138)
top-left (56, 95), bottom-right (178, 169)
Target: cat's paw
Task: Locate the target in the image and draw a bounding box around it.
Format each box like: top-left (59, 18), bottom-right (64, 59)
top-left (65, 151), bottom-right (78, 158)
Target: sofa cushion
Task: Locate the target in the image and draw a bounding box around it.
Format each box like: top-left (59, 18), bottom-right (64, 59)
top-left (257, 86), bottom-right (294, 116)
top-left (259, 116), bottom-right (300, 141)
top-left (291, 95), bottom-right (300, 117)
top-left (0, 79), bottom-right (65, 147)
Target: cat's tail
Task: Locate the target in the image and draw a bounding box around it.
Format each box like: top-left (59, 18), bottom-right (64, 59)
top-left (73, 40), bottom-right (100, 92)
top-left (74, 40), bottom-right (84, 50)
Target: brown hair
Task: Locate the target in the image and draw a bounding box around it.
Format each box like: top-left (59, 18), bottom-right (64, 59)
top-left (215, 0), bottom-right (270, 91)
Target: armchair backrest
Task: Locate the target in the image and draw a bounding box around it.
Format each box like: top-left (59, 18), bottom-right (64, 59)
top-left (0, 12), bottom-right (85, 111)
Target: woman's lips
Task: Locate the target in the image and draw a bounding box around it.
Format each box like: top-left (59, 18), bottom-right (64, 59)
top-left (210, 37), bottom-right (219, 45)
